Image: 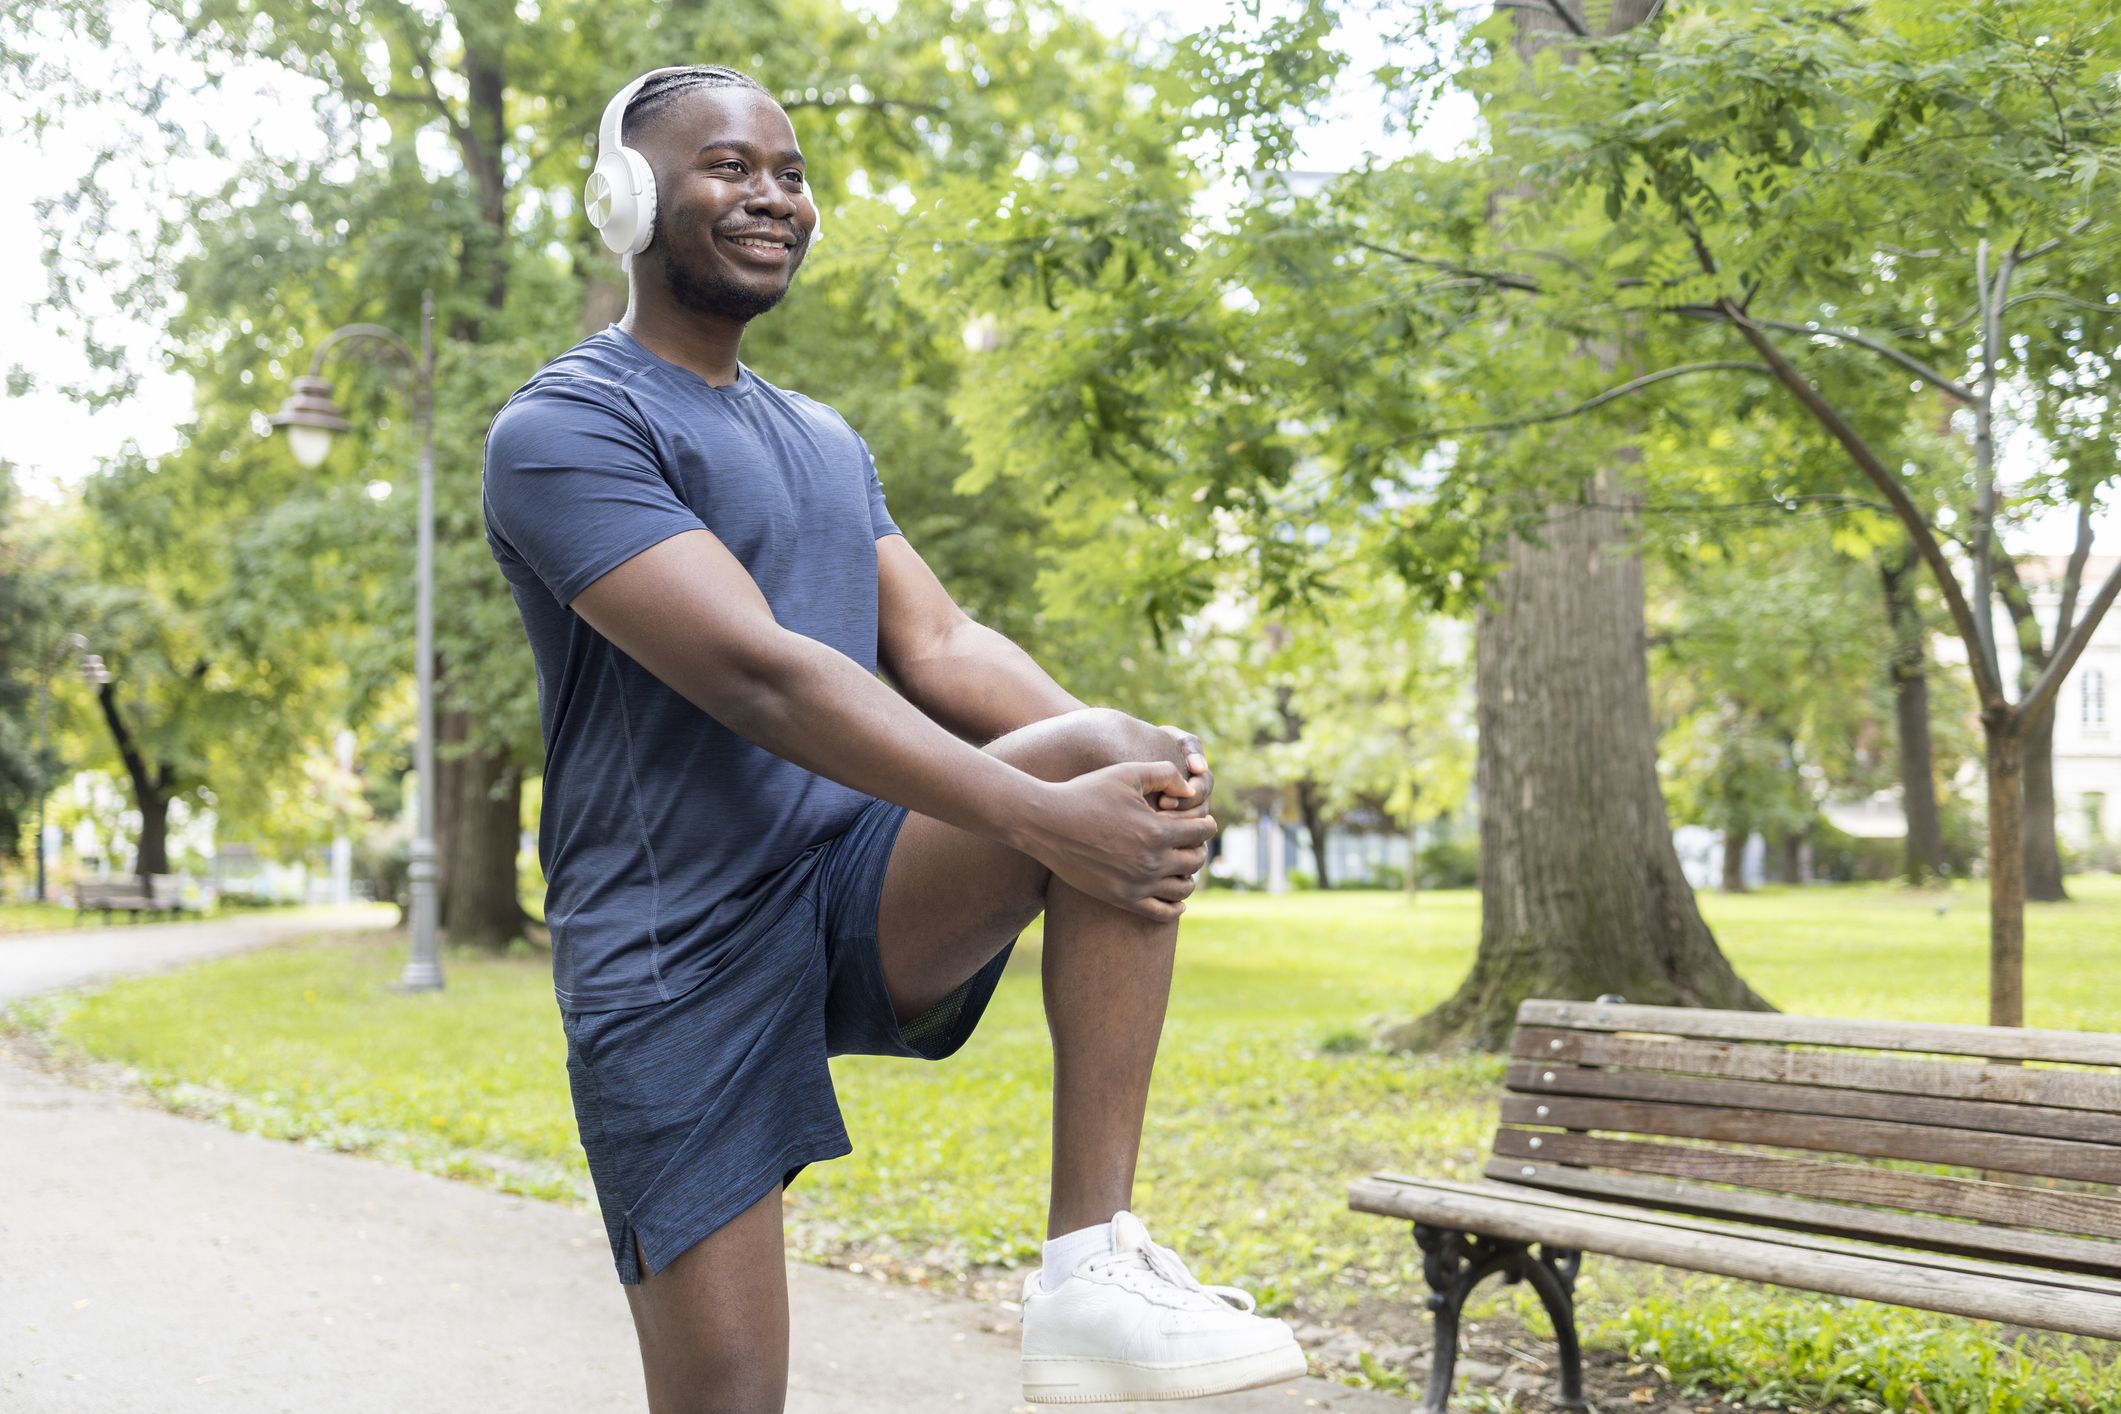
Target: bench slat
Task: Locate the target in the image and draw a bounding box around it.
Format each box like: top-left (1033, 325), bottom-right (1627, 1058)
top-left (1348, 1176), bottom-right (2121, 1339)
top-left (77, 882), bottom-right (152, 909)
top-left (1478, 1158), bottom-right (2121, 1277)
top-left (1498, 1094), bottom-right (2121, 1185)
top-left (1491, 1129), bottom-right (2121, 1239)
top-left (1515, 1001), bottom-right (2121, 1068)
top-left (1509, 1030), bottom-right (2121, 1117)
top-left (1505, 1058), bottom-right (2121, 1145)
top-left (1406, 1174), bottom-right (2121, 1295)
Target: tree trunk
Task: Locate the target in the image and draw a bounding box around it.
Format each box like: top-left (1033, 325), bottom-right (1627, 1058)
top-left (1882, 551), bottom-right (1946, 881)
top-left (441, 726), bottom-right (525, 950)
top-left (1384, 477), bottom-right (1769, 1051)
top-left (1296, 779), bottom-right (1330, 889)
top-left (2021, 696), bottom-right (2067, 903)
top-left (134, 792), bottom-right (170, 877)
top-left (94, 681), bottom-right (174, 876)
top-left (1721, 830), bottom-right (1748, 893)
top-left (1384, 0), bottom-right (1762, 1050)
top-left (1781, 829), bottom-right (1807, 887)
top-left (1985, 717), bottom-right (2026, 1027)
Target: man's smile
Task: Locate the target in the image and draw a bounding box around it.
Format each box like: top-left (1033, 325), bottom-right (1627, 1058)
top-left (716, 229), bottom-right (796, 264)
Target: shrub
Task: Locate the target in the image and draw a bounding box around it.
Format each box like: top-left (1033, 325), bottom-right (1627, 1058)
top-left (1417, 833), bottom-right (1479, 889)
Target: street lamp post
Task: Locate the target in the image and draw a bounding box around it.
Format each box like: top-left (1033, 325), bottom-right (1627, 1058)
top-left (271, 290), bottom-right (442, 991)
top-left (33, 636), bottom-right (113, 904)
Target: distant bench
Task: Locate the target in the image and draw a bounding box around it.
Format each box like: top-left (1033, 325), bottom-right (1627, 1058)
top-left (75, 874), bottom-right (206, 922)
top-left (1350, 999), bottom-right (2121, 1413)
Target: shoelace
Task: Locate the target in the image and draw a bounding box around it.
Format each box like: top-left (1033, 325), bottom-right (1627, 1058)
top-left (1087, 1237), bottom-right (1258, 1313)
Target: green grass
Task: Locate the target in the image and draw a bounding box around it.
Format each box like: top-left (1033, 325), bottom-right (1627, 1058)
top-left (10, 877), bottom-right (2121, 1413)
top-left (0, 901), bottom-right (82, 933)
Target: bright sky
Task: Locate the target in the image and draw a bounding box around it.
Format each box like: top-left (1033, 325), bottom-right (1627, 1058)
top-left (0, 1), bottom-right (2102, 552)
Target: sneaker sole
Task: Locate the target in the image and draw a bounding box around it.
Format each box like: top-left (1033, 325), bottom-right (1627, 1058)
top-left (1021, 1340), bottom-right (1308, 1404)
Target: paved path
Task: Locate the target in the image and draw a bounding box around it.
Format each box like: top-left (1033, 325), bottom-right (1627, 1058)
top-left (0, 918), bottom-right (1404, 1413)
top-left (0, 905), bottom-right (396, 997)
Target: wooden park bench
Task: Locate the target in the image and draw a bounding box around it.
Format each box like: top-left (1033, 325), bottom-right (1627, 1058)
top-left (1349, 999), bottom-right (2121, 1413)
top-left (145, 872), bottom-right (207, 916)
top-left (74, 877), bottom-right (156, 921)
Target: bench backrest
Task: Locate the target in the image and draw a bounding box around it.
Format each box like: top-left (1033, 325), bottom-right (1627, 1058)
top-left (146, 873), bottom-right (184, 904)
top-left (1494, 1000), bottom-right (2121, 1276)
top-left (77, 878), bottom-right (148, 905)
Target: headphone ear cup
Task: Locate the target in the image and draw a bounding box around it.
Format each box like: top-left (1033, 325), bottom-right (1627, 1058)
top-left (620, 147), bottom-right (657, 255)
top-left (586, 147), bottom-right (657, 256)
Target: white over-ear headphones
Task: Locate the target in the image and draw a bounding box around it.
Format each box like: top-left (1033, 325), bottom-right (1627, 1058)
top-left (585, 66), bottom-right (821, 264)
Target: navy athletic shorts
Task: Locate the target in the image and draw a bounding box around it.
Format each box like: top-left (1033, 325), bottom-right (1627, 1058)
top-left (559, 796), bottom-right (1015, 1284)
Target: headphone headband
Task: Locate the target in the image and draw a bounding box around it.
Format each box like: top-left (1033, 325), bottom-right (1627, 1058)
top-left (596, 66), bottom-right (691, 160)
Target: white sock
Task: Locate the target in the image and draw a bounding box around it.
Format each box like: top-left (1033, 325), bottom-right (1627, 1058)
top-left (1039, 1220), bottom-right (1115, 1293)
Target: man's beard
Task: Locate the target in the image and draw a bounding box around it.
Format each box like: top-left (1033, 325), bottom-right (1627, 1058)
top-left (655, 221), bottom-right (801, 322)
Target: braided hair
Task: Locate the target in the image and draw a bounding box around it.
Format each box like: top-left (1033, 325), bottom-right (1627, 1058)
top-left (621, 66), bottom-right (771, 145)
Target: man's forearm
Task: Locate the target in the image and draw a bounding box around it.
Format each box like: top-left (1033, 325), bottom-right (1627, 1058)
top-left (893, 619), bottom-right (1085, 744)
top-left (712, 627), bottom-right (1059, 850)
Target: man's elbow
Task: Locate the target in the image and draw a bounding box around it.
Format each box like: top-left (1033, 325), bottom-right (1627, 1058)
top-left (686, 627), bottom-right (813, 736)
top-left (888, 619), bottom-right (982, 697)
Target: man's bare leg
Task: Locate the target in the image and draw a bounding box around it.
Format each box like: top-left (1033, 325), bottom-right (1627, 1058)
top-left (1038, 877), bottom-right (1178, 1237)
top-left (624, 1185), bottom-right (792, 1414)
top-left (871, 707), bottom-right (1196, 1238)
top-left (878, 708), bottom-right (1302, 1402)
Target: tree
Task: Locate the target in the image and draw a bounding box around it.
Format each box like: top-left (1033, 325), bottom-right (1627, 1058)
top-left (0, 468), bottom-right (66, 865)
top-left (1527, 0), bottom-right (2121, 1024)
top-left (1217, 571), bottom-right (1474, 892)
top-left (1654, 524), bottom-right (1901, 892)
top-left (896, 0), bottom-right (1777, 1044)
top-left (8, 0), bottom-right (1202, 943)
top-left (1381, 0), bottom-right (1770, 1044)
top-left (1229, 0), bottom-right (2117, 1024)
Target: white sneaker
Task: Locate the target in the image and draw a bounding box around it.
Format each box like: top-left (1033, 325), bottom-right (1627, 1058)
top-left (1019, 1211), bottom-right (1307, 1404)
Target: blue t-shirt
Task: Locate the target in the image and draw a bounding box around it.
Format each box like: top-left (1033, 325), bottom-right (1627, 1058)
top-left (482, 327), bottom-right (900, 1011)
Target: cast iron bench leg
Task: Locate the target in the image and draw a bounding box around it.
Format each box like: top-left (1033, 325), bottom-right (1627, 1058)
top-left (1412, 1224), bottom-right (1586, 1413)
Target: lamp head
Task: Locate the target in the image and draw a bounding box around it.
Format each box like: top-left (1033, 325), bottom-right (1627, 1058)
top-left (271, 375), bottom-right (353, 468)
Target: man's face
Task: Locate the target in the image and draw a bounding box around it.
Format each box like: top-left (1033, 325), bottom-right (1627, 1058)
top-left (643, 87), bottom-right (817, 322)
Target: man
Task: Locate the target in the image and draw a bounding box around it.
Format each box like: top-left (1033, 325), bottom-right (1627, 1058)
top-left (483, 65), bottom-right (1306, 1412)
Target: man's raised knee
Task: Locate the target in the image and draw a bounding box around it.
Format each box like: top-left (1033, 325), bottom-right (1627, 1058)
top-left (1048, 707), bottom-right (1186, 779)
top-left (994, 707), bottom-right (1185, 783)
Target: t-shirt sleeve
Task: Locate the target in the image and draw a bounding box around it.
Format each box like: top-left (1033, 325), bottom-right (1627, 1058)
top-left (482, 382), bottom-right (707, 607)
top-left (854, 431), bottom-right (901, 541)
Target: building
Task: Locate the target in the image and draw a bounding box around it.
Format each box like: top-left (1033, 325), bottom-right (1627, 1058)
top-left (2005, 555), bottom-right (2119, 851)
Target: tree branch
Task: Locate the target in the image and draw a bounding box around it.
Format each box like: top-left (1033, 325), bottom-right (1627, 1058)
top-left (386, 13), bottom-right (475, 155)
top-left (1992, 550), bottom-right (2048, 687)
top-left (414, 60), bottom-right (473, 152)
top-left (1715, 299), bottom-right (2004, 710)
top-left (1542, 0), bottom-right (1591, 36)
top-left (95, 680), bottom-right (171, 827)
top-left (1969, 239), bottom-right (2018, 699)
top-left (781, 93), bottom-right (947, 118)
top-left (2021, 215), bottom-right (2093, 263)
top-left (1394, 361), bottom-right (1769, 443)
top-left (1353, 241), bottom-right (1544, 292)
top-left (2054, 491), bottom-right (2097, 647)
top-left (2023, 556), bottom-right (2121, 725)
top-left (1673, 306), bottom-right (1974, 402)
top-left (2003, 288), bottom-right (2119, 318)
